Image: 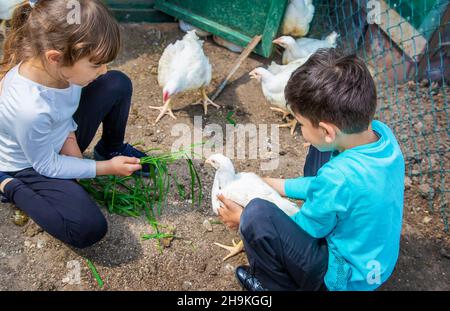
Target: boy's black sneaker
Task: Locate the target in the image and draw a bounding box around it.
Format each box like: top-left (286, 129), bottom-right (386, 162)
top-left (235, 266), bottom-right (267, 291)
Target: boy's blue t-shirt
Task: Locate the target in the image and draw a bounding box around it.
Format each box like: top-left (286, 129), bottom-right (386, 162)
top-left (285, 120), bottom-right (404, 291)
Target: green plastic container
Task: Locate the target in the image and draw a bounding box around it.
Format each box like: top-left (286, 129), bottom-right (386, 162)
top-left (104, 0), bottom-right (173, 23)
top-left (154, 0), bottom-right (289, 58)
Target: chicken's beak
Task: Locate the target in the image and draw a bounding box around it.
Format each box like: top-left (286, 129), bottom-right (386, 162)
top-left (249, 70), bottom-right (261, 82)
top-left (272, 38), bottom-right (283, 46)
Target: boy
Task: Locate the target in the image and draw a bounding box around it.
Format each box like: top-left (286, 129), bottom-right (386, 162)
top-left (217, 48), bottom-right (404, 291)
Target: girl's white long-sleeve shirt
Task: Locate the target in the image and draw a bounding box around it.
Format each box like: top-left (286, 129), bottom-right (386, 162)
top-left (0, 63), bottom-right (96, 179)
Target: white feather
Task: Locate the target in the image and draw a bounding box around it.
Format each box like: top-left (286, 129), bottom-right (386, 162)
top-left (212, 35), bottom-right (243, 53)
top-left (179, 20), bottom-right (211, 37)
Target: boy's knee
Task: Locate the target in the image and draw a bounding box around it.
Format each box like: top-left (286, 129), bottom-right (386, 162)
top-left (243, 198), bottom-right (275, 218)
top-left (71, 212), bottom-right (108, 249)
top-left (104, 70), bottom-right (133, 98)
top-left (240, 198), bottom-right (276, 235)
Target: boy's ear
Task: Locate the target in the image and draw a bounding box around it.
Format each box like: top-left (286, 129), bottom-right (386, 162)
top-left (45, 50), bottom-right (63, 65)
top-left (318, 121), bottom-right (336, 143)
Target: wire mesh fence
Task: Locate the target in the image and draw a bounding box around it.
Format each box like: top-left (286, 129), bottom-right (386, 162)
top-left (310, 0), bottom-right (449, 231)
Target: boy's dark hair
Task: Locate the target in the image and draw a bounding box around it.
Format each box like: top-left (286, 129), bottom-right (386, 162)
top-left (285, 48), bottom-right (377, 134)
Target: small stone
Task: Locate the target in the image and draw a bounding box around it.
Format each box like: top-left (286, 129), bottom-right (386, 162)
top-left (279, 150), bottom-right (287, 156)
top-left (404, 176), bottom-right (412, 189)
top-left (414, 121), bottom-right (423, 133)
top-left (23, 222), bottom-right (43, 237)
top-left (150, 66), bottom-right (158, 75)
top-left (150, 136), bottom-right (158, 142)
top-left (224, 263), bottom-right (235, 274)
top-left (182, 281), bottom-right (192, 290)
top-left (196, 263), bottom-right (207, 273)
top-left (422, 216), bottom-right (432, 224)
top-left (13, 209), bottom-right (29, 226)
top-left (160, 226), bottom-right (176, 248)
top-left (418, 184), bottom-right (435, 199)
top-left (440, 248), bottom-right (450, 260)
top-left (36, 239), bottom-right (45, 249)
top-left (24, 240), bottom-right (32, 248)
top-left (202, 219), bottom-right (213, 232)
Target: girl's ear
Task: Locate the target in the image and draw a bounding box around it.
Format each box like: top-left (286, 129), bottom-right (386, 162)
top-left (318, 121), bottom-right (336, 144)
top-left (45, 50), bottom-right (63, 65)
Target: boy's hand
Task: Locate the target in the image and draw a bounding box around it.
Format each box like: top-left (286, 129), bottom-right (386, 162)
top-left (217, 194), bottom-right (244, 230)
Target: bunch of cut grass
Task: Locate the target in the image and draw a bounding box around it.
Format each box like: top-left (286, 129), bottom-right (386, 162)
top-left (79, 145), bottom-right (203, 249)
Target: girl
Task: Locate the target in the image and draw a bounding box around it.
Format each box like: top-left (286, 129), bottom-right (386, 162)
top-left (0, 0), bottom-right (152, 248)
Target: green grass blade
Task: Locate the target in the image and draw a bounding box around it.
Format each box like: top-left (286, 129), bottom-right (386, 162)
top-left (85, 258), bottom-right (104, 288)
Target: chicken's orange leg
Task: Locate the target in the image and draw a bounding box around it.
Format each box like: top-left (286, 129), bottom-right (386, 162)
top-left (149, 98), bottom-right (176, 124)
top-left (278, 118), bottom-right (298, 135)
top-left (193, 88), bottom-right (220, 115)
top-left (270, 107), bottom-right (290, 120)
top-left (214, 239), bottom-right (244, 261)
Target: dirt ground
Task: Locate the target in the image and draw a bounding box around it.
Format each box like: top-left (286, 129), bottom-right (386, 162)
top-left (0, 23), bottom-right (449, 291)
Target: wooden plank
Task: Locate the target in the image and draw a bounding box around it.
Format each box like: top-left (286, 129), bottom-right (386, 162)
top-left (211, 35), bottom-right (262, 101)
top-left (377, 0), bottom-right (427, 61)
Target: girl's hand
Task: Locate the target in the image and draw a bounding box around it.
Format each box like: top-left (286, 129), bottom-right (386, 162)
top-left (110, 156), bottom-right (142, 176)
top-left (96, 156), bottom-right (142, 176)
top-left (217, 194), bottom-right (244, 230)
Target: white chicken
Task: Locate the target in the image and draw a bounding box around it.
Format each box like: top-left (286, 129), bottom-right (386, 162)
top-left (0, 0), bottom-right (22, 37)
top-left (281, 0), bottom-right (315, 37)
top-left (212, 35), bottom-right (243, 53)
top-left (150, 30), bottom-right (219, 123)
top-left (179, 20), bottom-right (211, 37)
top-left (273, 31), bottom-right (339, 64)
top-left (249, 55), bottom-right (312, 135)
top-left (206, 154), bottom-right (299, 260)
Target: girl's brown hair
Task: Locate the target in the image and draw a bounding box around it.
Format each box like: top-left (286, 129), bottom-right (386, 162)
top-left (0, 0), bottom-right (121, 78)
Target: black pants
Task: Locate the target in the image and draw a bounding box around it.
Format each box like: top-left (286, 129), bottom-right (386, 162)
top-left (1, 71), bottom-right (133, 248)
top-left (240, 146), bottom-right (332, 291)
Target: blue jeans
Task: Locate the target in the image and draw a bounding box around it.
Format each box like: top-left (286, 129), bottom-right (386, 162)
top-left (239, 146), bottom-right (332, 290)
top-left (1, 71), bottom-right (132, 248)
